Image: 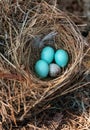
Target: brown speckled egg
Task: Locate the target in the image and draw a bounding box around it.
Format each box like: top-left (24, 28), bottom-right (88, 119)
top-left (49, 63), bottom-right (61, 78)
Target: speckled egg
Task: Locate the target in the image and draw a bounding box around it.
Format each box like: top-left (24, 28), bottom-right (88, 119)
top-left (49, 63), bottom-right (61, 77)
top-left (55, 49), bottom-right (69, 67)
top-left (41, 46), bottom-right (55, 64)
top-left (35, 60), bottom-right (49, 78)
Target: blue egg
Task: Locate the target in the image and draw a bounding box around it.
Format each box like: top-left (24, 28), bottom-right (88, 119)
top-left (55, 49), bottom-right (69, 67)
top-left (41, 46), bottom-right (55, 64)
top-left (35, 60), bottom-right (49, 78)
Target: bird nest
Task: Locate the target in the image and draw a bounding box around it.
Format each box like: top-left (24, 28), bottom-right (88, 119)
top-left (0, 1), bottom-right (86, 129)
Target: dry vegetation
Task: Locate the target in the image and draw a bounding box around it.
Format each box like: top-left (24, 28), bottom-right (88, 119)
top-left (0, 0), bottom-right (90, 130)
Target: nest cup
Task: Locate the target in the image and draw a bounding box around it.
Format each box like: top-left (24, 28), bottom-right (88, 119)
top-left (25, 3), bottom-right (84, 86)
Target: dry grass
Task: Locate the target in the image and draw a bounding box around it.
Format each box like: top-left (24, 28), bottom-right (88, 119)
top-left (0, 0), bottom-right (90, 130)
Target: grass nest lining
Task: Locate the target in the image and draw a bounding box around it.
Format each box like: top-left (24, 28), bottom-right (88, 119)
top-left (0, 1), bottom-right (87, 129)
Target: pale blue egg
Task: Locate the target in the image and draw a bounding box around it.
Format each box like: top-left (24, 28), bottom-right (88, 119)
top-left (41, 46), bottom-right (55, 64)
top-left (55, 49), bottom-right (69, 67)
top-left (35, 60), bottom-right (49, 78)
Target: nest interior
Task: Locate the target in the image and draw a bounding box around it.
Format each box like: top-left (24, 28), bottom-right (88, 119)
top-left (0, 1), bottom-right (87, 128)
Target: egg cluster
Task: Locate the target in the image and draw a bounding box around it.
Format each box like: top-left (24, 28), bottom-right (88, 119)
top-left (35, 46), bottom-right (69, 78)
